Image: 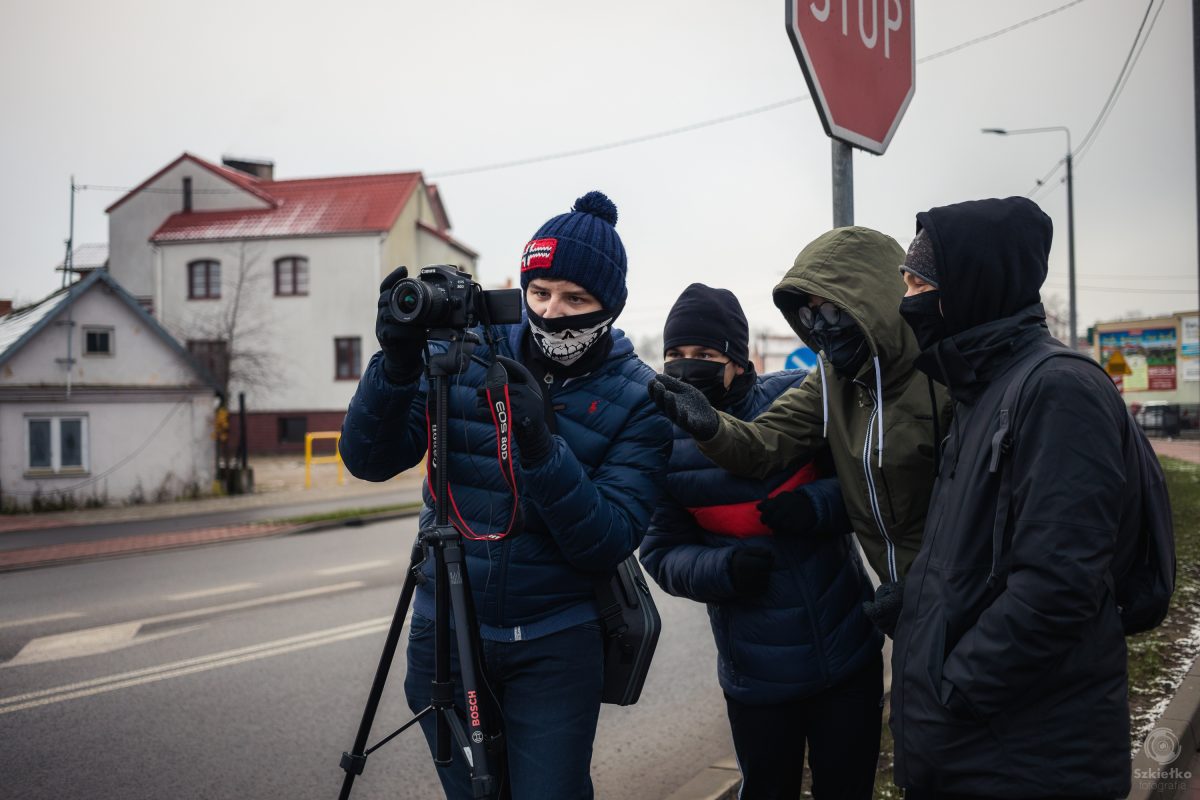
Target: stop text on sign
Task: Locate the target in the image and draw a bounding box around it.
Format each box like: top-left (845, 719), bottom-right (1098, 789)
top-left (786, 0), bottom-right (915, 154)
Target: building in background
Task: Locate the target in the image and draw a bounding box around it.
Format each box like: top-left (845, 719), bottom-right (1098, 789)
top-left (1093, 310), bottom-right (1200, 431)
top-left (105, 153), bottom-right (478, 454)
top-left (0, 270), bottom-right (219, 510)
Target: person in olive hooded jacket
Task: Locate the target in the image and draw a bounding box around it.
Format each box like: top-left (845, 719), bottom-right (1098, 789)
top-left (648, 227), bottom-right (952, 634)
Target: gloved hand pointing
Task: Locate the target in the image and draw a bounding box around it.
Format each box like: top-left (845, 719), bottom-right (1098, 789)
top-left (646, 374), bottom-right (720, 441)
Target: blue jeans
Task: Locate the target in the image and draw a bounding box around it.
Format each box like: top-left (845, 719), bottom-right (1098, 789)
top-left (404, 614), bottom-right (605, 800)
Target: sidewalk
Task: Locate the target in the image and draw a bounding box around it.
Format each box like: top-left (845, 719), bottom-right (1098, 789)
top-left (1152, 438), bottom-right (1200, 465)
top-left (0, 456), bottom-right (424, 570)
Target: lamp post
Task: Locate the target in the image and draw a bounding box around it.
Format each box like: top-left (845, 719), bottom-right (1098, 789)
top-left (982, 126), bottom-right (1077, 350)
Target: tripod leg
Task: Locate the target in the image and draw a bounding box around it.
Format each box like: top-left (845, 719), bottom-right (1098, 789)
top-left (337, 540), bottom-right (422, 800)
top-left (443, 536), bottom-right (501, 800)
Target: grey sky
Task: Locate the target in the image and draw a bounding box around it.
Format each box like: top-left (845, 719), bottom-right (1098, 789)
top-left (1, 0), bottom-right (1195, 348)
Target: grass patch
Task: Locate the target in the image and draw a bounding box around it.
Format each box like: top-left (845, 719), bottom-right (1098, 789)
top-left (270, 502), bottom-right (423, 527)
top-left (1126, 455), bottom-right (1200, 749)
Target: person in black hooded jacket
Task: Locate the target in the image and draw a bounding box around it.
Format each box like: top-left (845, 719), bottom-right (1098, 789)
top-left (889, 196), bottom-right (1138, 799)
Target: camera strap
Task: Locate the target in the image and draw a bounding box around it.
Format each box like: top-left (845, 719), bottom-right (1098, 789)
top-left (424, 362), bottom-right (521, 541)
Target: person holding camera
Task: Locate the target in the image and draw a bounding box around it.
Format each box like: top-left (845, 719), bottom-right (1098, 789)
top-left (639, 283), bottom-right (883, 800)
top-left (339, 191), bottom-right (672, 799)
top-left (647, 227), bottom-right (952, 636)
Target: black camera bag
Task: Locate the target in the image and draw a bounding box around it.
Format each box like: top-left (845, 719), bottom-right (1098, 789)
top-left (594, 556), bottom-right (662, 705)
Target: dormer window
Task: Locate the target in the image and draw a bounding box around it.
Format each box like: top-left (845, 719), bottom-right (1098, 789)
top-left (275, 257), bottom-right (309, 297)
top-left (188, 260), bottom-right (221, 300)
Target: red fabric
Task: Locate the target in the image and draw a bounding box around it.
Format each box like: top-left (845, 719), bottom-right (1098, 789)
top-left (520, 238), bottom-right (558, 271)
top-left (687, 461), bottom-right (819, 538)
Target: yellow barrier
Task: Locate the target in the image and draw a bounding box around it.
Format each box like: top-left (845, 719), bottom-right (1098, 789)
top-left (305, 431), bottom-right (345, 488)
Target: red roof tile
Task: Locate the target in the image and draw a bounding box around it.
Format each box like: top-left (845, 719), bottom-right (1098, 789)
top-left (151, 170), bottom-right (423, 242)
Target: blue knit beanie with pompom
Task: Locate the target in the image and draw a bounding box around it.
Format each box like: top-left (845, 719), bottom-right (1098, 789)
top-left (519, 191), bottom-right (628, 314)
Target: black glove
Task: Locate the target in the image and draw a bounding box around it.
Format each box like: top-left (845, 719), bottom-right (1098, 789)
top-left (646, 374), bottom-right (720, 441)
top-left (493, 356), bottom-right (555, 466)
top-left (376, 266), bottom-right (426, 384)
top-left (757, 489), bottom-right (819, 537)
top-left (862, 579), bottom-right (905, 638)
top-left (729, 547), bottom-right (774, 596)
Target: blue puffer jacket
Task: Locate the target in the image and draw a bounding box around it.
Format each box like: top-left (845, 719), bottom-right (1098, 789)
top-left (340, 324), bottom-right (672, 638)
top-left (640, 369), bottom-right (881, 705)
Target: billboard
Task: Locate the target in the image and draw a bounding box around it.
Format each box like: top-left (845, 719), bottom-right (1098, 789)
top-left (1098, 327), bottom-right (1177, 392)
top-left (1182, 315), bottom-right (1199, 383)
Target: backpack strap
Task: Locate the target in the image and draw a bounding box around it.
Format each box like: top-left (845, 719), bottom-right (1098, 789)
top-left (986, 347), bottom-right (1100, 589)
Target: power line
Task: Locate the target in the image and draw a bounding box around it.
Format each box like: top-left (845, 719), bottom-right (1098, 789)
top-left (429, 0), bottom-right (1093, 179)
top-left (1028, 0), bottom-right (1161, 199)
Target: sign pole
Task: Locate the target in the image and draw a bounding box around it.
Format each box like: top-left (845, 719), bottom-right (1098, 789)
top-left (831, 139), bottom-right (854, 227)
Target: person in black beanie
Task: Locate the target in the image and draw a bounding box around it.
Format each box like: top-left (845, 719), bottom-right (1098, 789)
top-left (641, 283), bottom-right (883, 800)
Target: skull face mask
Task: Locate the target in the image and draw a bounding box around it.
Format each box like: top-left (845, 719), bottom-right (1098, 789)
top-left (526, 307), bottom-right (614, 367)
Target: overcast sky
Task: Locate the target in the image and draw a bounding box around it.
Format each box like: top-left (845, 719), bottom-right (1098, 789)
top-left (2, 0), bottom-right (1196, 353)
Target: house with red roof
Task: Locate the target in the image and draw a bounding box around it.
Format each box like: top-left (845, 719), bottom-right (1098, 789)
top-left (106, 153), bottom-right (478, 454)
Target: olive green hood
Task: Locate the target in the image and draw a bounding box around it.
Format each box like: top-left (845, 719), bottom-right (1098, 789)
top-left (772, 226), bottom-right (918, 392)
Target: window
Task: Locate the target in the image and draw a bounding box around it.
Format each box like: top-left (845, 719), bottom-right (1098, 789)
top-left (83, 326), bottom-right (113, 356)
top-left (274, 257), bottom-right (310, 296)
top-left (278, 416), bottom-right (307, 444)
top-left (26, 416), bottom-right (88, 473)
top-left (335, 337), bottom-right (362, 380)
top-left (188, 260), bottom-right (221, 299)
top-left (187, 339), bottom-right (229, 390)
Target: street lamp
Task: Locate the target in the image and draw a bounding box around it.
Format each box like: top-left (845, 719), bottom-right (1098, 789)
top-left (982, 126), bottom-right (1077, 350)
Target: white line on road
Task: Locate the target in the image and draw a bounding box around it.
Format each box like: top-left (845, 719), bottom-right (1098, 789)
top-left (166, 582), bottom-right (261, 601)
top-left (314, 560), bottom-right (392, 576)
top-left (1, 582), bottom-right (365, 668)
top-left (0, 616), bottom-right (394, 715)
top-left (0, 612), bottom-right (85, 631)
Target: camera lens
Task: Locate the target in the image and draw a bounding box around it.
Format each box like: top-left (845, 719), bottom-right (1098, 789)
top-left (389, 277), bottom-right (447, 325)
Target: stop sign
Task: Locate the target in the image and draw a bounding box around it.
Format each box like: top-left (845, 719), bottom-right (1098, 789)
top-left (786, 0), bottom-right (915, 155)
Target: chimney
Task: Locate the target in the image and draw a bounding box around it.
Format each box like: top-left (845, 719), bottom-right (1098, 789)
top-left (182, 176), bottom-right (193, 212)
top-left (0, 300), bottom-right (12, 316)
top-left (221, 156), bottom-right (274, 181)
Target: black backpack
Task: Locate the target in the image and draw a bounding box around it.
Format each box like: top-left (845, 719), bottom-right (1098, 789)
top-left (987, 346), bottom-right (1175, 636)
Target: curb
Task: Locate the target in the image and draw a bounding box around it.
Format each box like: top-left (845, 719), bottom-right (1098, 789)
top-left (0, 505), bottom-right (422, 572)
top-left (1127, 653), bottom-right (1200, 800)
top-left (664, 756), bottom-right (741, 800)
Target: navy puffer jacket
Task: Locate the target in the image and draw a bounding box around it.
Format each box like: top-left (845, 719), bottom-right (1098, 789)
top-left (640, 370), bottom-right (881, 705)
top-left (340, 324), bottom-right (672, 635)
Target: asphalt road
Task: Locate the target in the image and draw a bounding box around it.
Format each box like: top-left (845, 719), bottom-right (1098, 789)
top-left (0, 517), bottom-right (731, 799)
top-left (0, 490), bottom-right (423, 552)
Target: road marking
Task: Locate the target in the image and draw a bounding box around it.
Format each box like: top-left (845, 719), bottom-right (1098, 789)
top-left (1, 582), bottom-right (365, 668)
top-left (0, 612), bottom-right (84, 631)
top-left (314, 560), bottom-right (392, 576)
top-left (166, 582), bottom-right (261, 601)
top-left (0, 617), bottom-right (393, 715)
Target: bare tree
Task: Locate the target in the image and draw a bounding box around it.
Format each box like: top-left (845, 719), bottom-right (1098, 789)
top-left (178, 242), bottom-right (280, 400)
top-left (1043, 293), bottom-right (1071, 343)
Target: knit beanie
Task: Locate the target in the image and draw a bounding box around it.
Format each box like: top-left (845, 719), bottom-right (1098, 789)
top-left (662, 283), bottom-right (751, 367)
top-left (899, 228), bottom-right (940, 288)
top-left (520, 191), bottom-right (628, 314)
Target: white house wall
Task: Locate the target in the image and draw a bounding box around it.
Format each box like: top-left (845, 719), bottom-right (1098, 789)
top-left (0, 394), bottom-right (214, 509)
top-left (1, 284), bottom-right (202, 387)
top-left (109, 161), bottom-right (270, 300)
top-left (155, 235), bottom-right (381, 412)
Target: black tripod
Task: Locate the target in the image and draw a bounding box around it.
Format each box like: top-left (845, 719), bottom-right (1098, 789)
top-left (338, 332), bottom-right (506, 800)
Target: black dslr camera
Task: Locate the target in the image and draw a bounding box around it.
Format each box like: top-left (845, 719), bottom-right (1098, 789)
top-left (388, 265), bottom-right (522, 329)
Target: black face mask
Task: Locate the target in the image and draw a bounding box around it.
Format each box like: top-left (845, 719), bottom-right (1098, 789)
top-left (899, 290), bottom-right (947, 353)
top-left (525, 306), bottom-right (614, 367)
top-left (663, 358), bottom-right (729, 406)
top-left (810, 316), bottom-right (869, 378)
